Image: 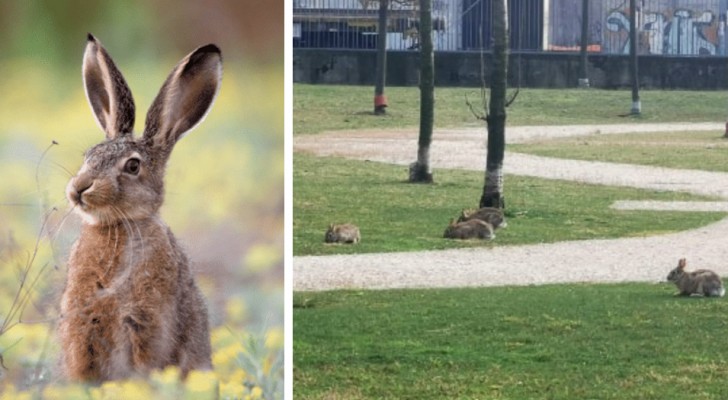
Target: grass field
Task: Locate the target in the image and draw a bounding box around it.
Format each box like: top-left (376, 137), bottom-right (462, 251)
top-left (293, 84), bottom-right (728, 399)
top-left (293, 284), bottom-right (728, 399)
top-left (294, 154), bottom-right (725, 256)
top-left (294, 84), bottom-right (728, 135)
top-left (510, 130), bottom-right (728, 172)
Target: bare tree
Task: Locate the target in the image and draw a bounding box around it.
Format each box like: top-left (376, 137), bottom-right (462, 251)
top-left (374, 0), bottom-right (389, 114)
top-left (629, 0), bottom-right (641, 114)
top-left (409, 0), bottom-right (433, 183)
top-left (578, 0), bottom-right (590, 88)
top-left (479, 0), bottom-right (509, 208)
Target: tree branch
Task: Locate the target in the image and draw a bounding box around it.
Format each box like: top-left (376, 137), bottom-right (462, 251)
top-left (465, 93), bottom-right (487, 121)
top-left (506, 88), bottom-right (520, 107)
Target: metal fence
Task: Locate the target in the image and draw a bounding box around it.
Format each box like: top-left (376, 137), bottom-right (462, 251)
top-left (293, 0), bottom-right (728, 56)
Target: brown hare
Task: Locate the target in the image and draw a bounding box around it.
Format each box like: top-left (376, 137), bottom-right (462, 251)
top-left (457, 207), bottom-right (507, 229)
top-left (57, 34), bottom-right (222, 382)
top-left (666, 258), bottom-right (725, 297)
top-left (443, 219), bottom-right (495, 240)
top-left (324, 223), bottom-right (361, 244)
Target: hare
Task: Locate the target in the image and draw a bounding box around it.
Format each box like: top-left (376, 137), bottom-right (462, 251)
top-left (57, 34), bottom-right (222, 382)
top-left (443, 219), bottom-right (495, 240)
top-left (666, 258), bottom-right (725, 297)
top-left (457, 207), bottom-right (507, 229)
top-left (324, 223), bottom-right (360, 244)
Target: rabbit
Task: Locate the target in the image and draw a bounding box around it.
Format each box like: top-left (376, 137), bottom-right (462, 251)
top-left (57, 34), bottom-right (222, 382)
top-left (666, 258), bottom-right (725, 297)
top-left (324, 223), bottom-right (360, 244)
top-left (457, 207), bottom-right (507, 229)
top-left (443, 219), bottom-right (495, 240)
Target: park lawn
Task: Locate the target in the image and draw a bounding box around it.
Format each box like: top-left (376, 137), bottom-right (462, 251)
top-left (293, 284), bottom-right (728, 399)
top-left (510, 130), bottom-right (728, 172)
top-left (293, 154), bottom-right (726, 256)
top-left (293, 84), bottom-right (728, 135)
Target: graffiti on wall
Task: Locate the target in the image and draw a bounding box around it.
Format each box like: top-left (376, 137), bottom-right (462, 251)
top-left (605, 8), bottom-right (719, 55)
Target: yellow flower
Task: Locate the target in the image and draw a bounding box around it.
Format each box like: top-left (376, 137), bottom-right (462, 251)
top-left (42, 384), bottom-right (88, 400)
top-left (184, 370), bottom-right (218, 399)
top-left (215, 360), bottom-right (247, 384)
top-left (250, 386), bottom-right (263, 399)
top-left (226, 297), bottom-right (248, 325)
top-left (1, 384), bottom-right (32, 400)
top-left (213, 341), bottom-right (246, 372)
top-left (211, 326), bottom-right (232, 348)
top-left (264, 327), bottom-right (284, 350)
top-left (91, 379), bottom-right (154, 400)
top-left (151, 365), bottom-right (182, 385)
top-left (229, 368), bottom-right (247, 384)
top-left (244, 243), bottom-right (281, 273)
top-left (219, 380), bottom-right (246, 399)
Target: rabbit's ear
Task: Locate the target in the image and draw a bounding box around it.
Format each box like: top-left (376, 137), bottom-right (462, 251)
top-left (82, 34), bottom-right (136, 139)
top-left (143, 44), bottom-right (222, 152)
top-left (678, 258), bottom-right (687, 269)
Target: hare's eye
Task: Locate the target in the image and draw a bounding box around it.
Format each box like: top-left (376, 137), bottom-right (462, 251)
top-left (124, 158), bottom-right (141, 175)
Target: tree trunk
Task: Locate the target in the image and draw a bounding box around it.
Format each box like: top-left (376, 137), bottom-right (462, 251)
top-left (409, 0), bottom-right (434, 183)
top-left (374, 0), bottom-right (388, 115)
top-left (480, 0), bottom-right (508, 209)
top-left (578, 0), bottom-right (589, 88)
top-left (629, 0), bottom-right (641, 114)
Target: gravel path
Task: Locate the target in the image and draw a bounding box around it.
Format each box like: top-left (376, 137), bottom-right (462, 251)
top-left (293, 122), bottom-right (728, 291)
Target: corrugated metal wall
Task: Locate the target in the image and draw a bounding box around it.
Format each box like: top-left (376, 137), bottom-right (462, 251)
top-left (293, 0), bottom-right (728, 55)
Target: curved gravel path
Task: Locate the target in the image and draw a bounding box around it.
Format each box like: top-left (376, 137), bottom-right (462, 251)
top-left (294, 122), bottom-right (728, 291)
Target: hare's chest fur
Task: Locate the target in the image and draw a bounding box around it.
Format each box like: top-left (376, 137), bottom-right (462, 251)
top-left (66, 219), bottom-right (177, 296)
top-left (60, 219), bottom-right (187, 380)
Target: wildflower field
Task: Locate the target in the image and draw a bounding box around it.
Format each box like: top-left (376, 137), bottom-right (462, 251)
top-left (0, 57), bottom-right (283, 399)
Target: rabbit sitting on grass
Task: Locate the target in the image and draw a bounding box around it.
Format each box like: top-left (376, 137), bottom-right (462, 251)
top-left (443, 219), bottom-right (495, 240)
top-left (457, 207), bottom-right (507, 229)
top-left (666, 258), bottom-right (725, 297)
top-left (324, 223), bottom-right (360, 244)
top-left (58, 34), bottom-right (222, 382)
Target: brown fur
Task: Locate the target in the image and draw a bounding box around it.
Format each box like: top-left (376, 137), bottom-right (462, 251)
top-left (443, 219), bottom-right (495, 240)
top-left (457, 207), bottom-right (507, 229)
top-left (666, 258), bottom-right (725, 297)
top-left (58, 34), bottom-right (221, 382)
top-left (324, 223), bottom-right (360, 244)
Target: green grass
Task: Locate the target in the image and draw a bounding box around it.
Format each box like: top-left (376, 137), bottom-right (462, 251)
top-left (294, 284), bottom-right (728, 399)
top-left (294, 84), bottom-right (728, 135)
top-left (293, 154), bottom-right (725, 256)
top-left (510, 130), bottom-right (728, 172)
top-left (293, 84), bottom-right (728, 399)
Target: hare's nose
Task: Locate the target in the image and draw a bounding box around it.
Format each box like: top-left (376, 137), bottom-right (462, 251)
top-left (70, 180), bottom-right (93, 204)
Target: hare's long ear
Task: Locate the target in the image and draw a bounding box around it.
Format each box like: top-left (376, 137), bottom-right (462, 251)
top-left (82, 34), bottom-right (135, 139)
top-left (678, 258), bottom-right (687, 269)
top-left (143, 44), bottom-right (222, 153)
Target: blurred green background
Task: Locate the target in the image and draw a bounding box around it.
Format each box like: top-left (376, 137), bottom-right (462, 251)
top-left (0, 0), bottom-right (283, 395)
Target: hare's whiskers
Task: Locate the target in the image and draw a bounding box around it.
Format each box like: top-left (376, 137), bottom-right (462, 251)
top-left (49, 206), bottom-right (76, 246)
top-left (112, 206), bottom-right (137, 271)
top-left (48, 161), bottom-right (74, 178)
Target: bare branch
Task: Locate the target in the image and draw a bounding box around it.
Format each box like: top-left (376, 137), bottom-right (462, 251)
top-left (34, 140), bottom-right (59, 196)
top-left (1, 208), bottom-right (54, 335)
top-left (465, 93), bottom-right (487, 121)
top-left (506, 88), bottom-right (520, 107)
top-left (0, 338), bottom-right (22, 370)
